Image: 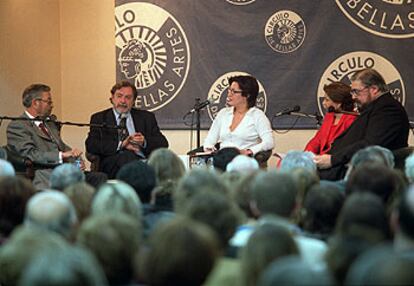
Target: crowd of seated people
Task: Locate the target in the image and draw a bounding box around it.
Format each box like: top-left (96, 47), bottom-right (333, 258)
top-left (1, 142), bottom-right (414, 286)
top-left (0, 65), bottom-right (413, 286)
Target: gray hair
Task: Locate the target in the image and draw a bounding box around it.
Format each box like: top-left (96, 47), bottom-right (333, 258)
top-left (226, 155), bottom-right (259, 173)
top-left (0, 159), bottom-right (15, 176)
top-left (92, 180), bottom-right (142, 222)
top-left (405, 153), bottom-right (414, 183)
top-left (345, 145), bottom-right (395, 180)
top-left (50, 163), bottom-right (85, 190)
top-left (24, 191), bottom-right (78, 238)
top-left (22, 84), bottom-right (51, 108)
top-left (351, 68), bottom-right (388, 93)
top-left (280, 151), bottom-right (316, 172)
top-left (19, 245), bottom-right (108, 286)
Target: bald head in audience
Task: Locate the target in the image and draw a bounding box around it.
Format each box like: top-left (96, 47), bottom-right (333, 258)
top-left (24, 190), bottom-right (77, 239)
top-left (0, 159), bottom-right (15, 177)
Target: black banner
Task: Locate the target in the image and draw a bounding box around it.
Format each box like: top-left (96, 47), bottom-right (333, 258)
top-left (115, 0), bottom-right (413, 129)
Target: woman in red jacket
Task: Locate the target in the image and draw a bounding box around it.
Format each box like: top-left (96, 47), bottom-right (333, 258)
top-left (305, 82), bottom-right (357, 155)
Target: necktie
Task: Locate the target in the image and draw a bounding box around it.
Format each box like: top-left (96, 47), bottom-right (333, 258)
top-left (118, 116), bottom-right (129, 142)
top-left (38, 122), bottom-right (50, 138)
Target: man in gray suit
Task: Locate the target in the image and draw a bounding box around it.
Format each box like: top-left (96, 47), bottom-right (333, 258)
top-left (6, 84), bottom-right (83, 189)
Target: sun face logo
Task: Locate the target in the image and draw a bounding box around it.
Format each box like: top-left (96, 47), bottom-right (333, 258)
top-left (115, 2), bottom-right (190, 111)
top-left (335, 0), bottom-right (414, 38)
top-left (264, 10), bottom-right (306, 53)
top-left (317, 51), bottom-right (405, 115)
top-left (206, 71), bottom-right (267, 121)
top-left (226, 0), bottom-right (256, 5)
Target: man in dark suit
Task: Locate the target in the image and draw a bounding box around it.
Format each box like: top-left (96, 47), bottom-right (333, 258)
top-left (315, 68), bottom-right (409, 180)
top-left (85, 81), bottom-right (168, 178)
top-left (7, 84), bottom-right (84, 189)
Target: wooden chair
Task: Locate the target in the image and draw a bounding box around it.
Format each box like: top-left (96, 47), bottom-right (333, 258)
top-left (3, 145), bottom-right (34, 180)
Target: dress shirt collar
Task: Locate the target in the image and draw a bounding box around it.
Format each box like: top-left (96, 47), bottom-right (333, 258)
top-left (112, 108), bottom-right (131, 123)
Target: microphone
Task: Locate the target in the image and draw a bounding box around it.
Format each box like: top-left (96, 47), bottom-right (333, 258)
top-left (326, 107), bottom-right (359, 116)
top-left (47, 114), bottom-right (62, 131)
top-left (189, 100), bottom-right (211, 113)
top-left (274, 105), bottom-right (301, 117)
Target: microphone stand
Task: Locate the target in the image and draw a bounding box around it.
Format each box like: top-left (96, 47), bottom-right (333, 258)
top-left (290, 112), bottom-right (323, 127)
top-left (0, 115), bottom-right (120, 129)
top-left (194, 98), bottom-right (201, 148)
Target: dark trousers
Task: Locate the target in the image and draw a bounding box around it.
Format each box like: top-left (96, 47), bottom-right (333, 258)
top-left (100, 150), bottom-right (142, 179)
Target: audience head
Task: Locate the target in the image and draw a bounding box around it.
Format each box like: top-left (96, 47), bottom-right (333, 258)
top-left (147, 148), bottom-right (185, 208)
top-left (323, 81), bottom-right (354, 112)
top-left (228, 172), bottom-right (258, 219)
top-left (77, 213), bottom-right (141, 285)
top-left (258, 256), bottom-right (333, 286)
top-left (0, 176), bottom-right (35, 238)
top-left (336, 192), bottom-right (391, 241)
top-left (0, 159), bottom-right (15, 177)
top-left (213, 147), bottom-right (240, 172)
top-left (148, 148), bottom-right (186, 184)
top-left (116, 160), bottom-right (156, 203)
top-left (346, 245), bottom-right (414, 285)
top-left (182, 190), bottom-right (242, 250)
top-left (24, 190), bottom-right (77, 239)
top-left (327, 196), bottom-right (390, 286)
top-left (241, 222), bottom-right (299, 286)
top-left (396, 185), bottom-right (414, 240)
top-left (405, 153), bottom-right (414, 183)
top-left (137, 217), bottom-right (219, 286)
top-left (228, 75), bottom-right (259, 108)
top-left (280, 151), bottom-right (316, 172)
top-left (301, 182), bottom-right (345, 239)
top-left (290, 167), bottom-right (320, 224)
top-left (92, 180), bottom-right (142, 222)
top-left (251, 171), bottom-right (298, 218)
top-left (50, 163), bottom-right (85, 190)
top-left (174, 169), bottom-right (228, 212)
top-left (346, 145), bottom-right (395, 179)
top-left (63, 182), bottom-right (95, 223)
top-left (226, 154), bottom-right (259, 173)
top-left (0, 226), bottom-right (68, 285)
top-left (345, 163), bottom-right (400, 205)
top-left (19, 245), bottom-right (107, 286)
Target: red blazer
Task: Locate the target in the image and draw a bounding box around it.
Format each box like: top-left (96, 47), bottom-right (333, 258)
top-left (305, 112), bottom-right (356, 155)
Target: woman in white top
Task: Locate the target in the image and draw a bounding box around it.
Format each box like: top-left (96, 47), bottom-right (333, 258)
top-left (204, 75), bottom-right (274, 156)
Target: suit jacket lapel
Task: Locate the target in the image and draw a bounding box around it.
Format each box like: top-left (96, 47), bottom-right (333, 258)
top-left (22, 113), bottom-right (52, 141)
top-left (131, 109), bottom-right (144, 133)
top-left (45, 121), bottom-right (67, 151)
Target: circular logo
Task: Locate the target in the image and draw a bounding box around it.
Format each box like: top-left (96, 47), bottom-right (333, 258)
top-left (206, 71), bottom-right (267, 121)
top-left (317, 51), bottom-right (405, 115)
top-left (226, 0), bottom-right (256, 5)
top-left (115, 3), bottom-right (190, 111)
top-left (264, 10), bottom-right (306, 53)
top-left (336, 0), bottom-right (414, 38)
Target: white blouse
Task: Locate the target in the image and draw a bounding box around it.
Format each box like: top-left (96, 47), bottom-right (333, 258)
top-left (203, 107), bottom-right (274, 155)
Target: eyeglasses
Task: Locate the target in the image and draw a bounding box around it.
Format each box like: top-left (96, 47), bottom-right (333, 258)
top-left (350, 86), bottom-right (369, 96)
top-left (36, 99), bottom-right (53, 105)
top-left (228, 88), bottom-right (243, 95)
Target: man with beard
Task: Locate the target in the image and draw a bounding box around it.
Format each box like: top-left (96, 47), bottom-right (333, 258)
top-left (314, 68), bottom-right (409, 180)
top-left (86, 81), bottom-right (168, 178)
top-left (6, 84), bottom-right (84, 189)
